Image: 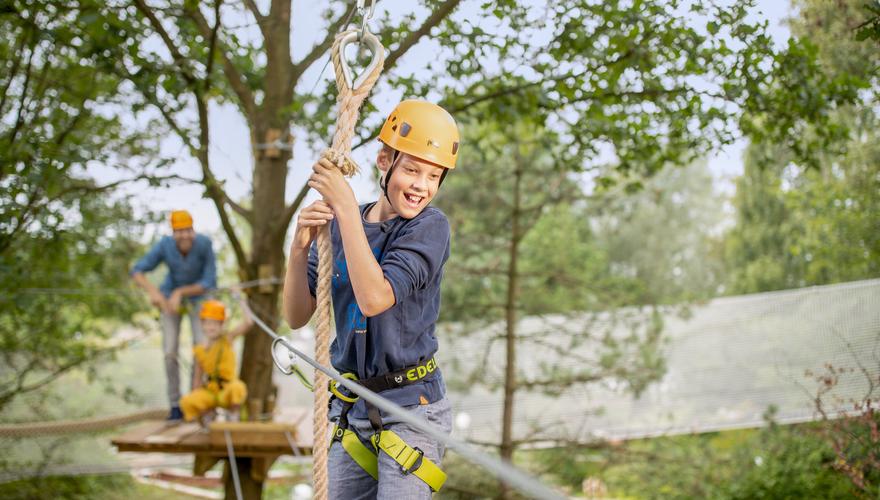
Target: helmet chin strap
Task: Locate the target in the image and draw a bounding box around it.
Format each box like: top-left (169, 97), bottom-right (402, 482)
top-left (379, 150), bottom-right (450, 205)
top-left (380, 150), bottom-right (402, 204)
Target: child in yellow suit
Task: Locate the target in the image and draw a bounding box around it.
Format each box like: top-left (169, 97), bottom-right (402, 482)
top-left (180, 297), bottom-right (252, 423)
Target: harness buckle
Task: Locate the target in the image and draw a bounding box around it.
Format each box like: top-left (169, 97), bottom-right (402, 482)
top-left (400, 447), bottom-right (425, 476)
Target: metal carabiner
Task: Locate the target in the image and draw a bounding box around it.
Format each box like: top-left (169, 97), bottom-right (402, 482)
top-left (357, 0), bottom-right (376, 42)
top-left (271, 336), bottom-right (315, 391)
top-left (271, 336), bottom-right (298, 376)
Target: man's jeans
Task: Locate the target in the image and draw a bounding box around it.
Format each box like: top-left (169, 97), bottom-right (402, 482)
top-left (328, 396), bottom-right (453, 500)
top-left (160, 305), bottom-right (203, 407)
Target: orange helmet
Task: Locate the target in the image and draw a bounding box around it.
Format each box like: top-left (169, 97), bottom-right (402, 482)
top-left (199, 300), bottom-right (226, 321)
top-left (170, 210), bottom-right (193, 230)
top-left (378, 100), bottom-right (460, 170)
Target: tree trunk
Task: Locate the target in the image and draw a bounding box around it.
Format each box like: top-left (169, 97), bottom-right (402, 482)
top-left (238, 0), bottom-right (295, 417)
top-left (499, 155), bottom-right (522, 499)
top-left (223, 457), bottom-right (262, 500)
top-left (239, 147), bottom-right (290, 417)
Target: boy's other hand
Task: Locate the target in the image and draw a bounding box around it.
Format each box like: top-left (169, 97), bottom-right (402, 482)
top-left (292, 200), bottom-right (335, 252)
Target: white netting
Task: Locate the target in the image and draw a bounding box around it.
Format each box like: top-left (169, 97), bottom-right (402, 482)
top-left (447, 279), bottom-right (880, 444)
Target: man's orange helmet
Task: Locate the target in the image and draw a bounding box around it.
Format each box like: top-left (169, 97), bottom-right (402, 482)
top-left (199, 300), bottom-right (226, 321)
top-left (378, 100), bottom-right (460, 170)
top-left (170, 210), bottom-right (193, 230)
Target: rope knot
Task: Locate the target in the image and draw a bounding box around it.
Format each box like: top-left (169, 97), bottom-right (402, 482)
top-left (321, 149), bottom-right (359, 177)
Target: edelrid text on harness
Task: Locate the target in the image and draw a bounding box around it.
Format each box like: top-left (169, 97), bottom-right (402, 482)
top-left (330, 357), bottom-right (447, 492)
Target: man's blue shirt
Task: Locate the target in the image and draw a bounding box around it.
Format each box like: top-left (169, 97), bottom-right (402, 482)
top-left (308, 203), bottom-right (450, 417)
top-left (131, 234), bottom-right (217, 299)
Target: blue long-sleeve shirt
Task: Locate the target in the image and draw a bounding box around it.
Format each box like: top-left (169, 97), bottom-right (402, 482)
top-left (130, 234), bottom-right (217, 299)
top-left (308, 203), bottom-right (450, 417)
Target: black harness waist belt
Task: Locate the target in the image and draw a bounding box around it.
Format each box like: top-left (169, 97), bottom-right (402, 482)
top-left (356, 357), bottom-right (439, 394)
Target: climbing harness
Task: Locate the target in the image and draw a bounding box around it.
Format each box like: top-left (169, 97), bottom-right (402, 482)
top-left (329, 357), bottom-right (448, 491)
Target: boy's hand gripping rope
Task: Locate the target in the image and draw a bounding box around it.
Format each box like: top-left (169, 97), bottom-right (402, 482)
top-left (313, 27), bottom-right (385, 500)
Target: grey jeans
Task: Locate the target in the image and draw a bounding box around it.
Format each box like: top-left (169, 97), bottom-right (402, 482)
top-left (160, 305), bottom-right (203, 407)
top-left (328, 396), bottom-right (453, 500)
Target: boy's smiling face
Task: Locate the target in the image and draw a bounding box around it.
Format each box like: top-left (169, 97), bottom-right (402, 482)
top-left (379, 149), bottom-right (446, 219)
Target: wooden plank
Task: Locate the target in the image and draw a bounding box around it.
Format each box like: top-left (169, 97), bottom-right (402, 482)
top-left (144, 422), bottom-right (203, 444)
top-left (208, 421), bottom-right (299, 448)
top-left (112, 420), bottom-right (314, 456)
top-left (210, 421), bottom-right (300, 433)
top-left (111, 420), bottom-right (170, 445)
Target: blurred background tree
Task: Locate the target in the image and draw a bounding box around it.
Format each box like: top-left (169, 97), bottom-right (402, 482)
top-left (0, 0), bottom-right (163, 415)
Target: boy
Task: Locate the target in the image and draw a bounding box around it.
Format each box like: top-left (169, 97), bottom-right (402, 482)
top-left (282, 100), bottom-right (460, 499)
top-left (131, 210), bottom-right (217, 420)
top-left (179, 298), bottom-right (252, 424)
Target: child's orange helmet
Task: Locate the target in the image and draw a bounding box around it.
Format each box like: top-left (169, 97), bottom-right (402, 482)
top-left (199, 300), bottom-right (226, 321)
top-left (378, 100), bottom-right (460, 170)
top-left (170, 210), bottom-right (193, 230)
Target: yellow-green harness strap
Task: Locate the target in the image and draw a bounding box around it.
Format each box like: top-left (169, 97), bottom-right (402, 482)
top-left (332, 424), bottom-right (379, 479)
top-left (371, 430), bottom-right (447, 492)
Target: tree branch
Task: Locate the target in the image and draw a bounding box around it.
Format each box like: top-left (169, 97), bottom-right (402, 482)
top-left (203, 0), bottom-right (222, 93)
top-left (242, 0), bottom-right (268, 39)
top-left (132, 0), bottom-right (199, 86)
top-left (291, 2), bottom-right (356, 82)
top-left (382, 0), bottom-right (463, 74)
top-left (517, 371), bottom-right (604, 391)
top-left (120, 62), bottom-right (199, 151)
top-left (280, 182), bottom-right (311, 233)
top-left (59, 173), bottom-right (201, 197)
top-left (0, 24), bottom-right (29, 118)
top-left (193, 93), bottom-right (250, 271)
top-left (185, 2), bottom-right (258, 121)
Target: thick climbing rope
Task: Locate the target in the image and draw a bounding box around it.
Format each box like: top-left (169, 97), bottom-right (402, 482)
top-left (0, 408), bottom-right (167, 438)
top-left (312, 27), bottom-right (386, 500)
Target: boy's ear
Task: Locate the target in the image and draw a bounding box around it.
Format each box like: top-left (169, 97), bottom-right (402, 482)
top-left (376, 146), bottom-right (393, 172)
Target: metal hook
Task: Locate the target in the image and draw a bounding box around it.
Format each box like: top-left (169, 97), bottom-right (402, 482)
top-left (356, 0), bottom-right (376, 42)
top-left (271, 336), bottom-right (297, 375)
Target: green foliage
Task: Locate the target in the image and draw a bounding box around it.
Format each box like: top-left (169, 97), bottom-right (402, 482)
top-left (437, 119), bottom-right (615, 322)
top-left (430, 0), bottom-right (786, 179)
top-left (592, 162), bottom-right (726, 304)
top-left (435, 118), bottom-right (666, 460)
top-left (0, 1), bottom-right (150, 413)
top-left (523, 422), bottom-right (855, 500)
top-left (855, 1), bottom-right (880, 42)
top-left (726, 0), bottom-right (880, 294)
top-left (0, 474), bottom-right (180, 500)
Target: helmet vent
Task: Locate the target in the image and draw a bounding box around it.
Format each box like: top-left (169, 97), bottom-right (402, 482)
top-left (428, 139), bottom-right (440, 148)
top-left (452, 142), bottom-right (459, 155)
top-left (399, 122), bottom-right (412, 137)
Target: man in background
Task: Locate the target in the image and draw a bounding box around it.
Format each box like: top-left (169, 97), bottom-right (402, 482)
top-left (131, 210), bottom-right (217, 420)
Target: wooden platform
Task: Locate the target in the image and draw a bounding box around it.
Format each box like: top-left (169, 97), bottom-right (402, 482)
top-left (112, 420), bottom-right (313, 481)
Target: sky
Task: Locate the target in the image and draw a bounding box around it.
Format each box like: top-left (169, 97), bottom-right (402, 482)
top-left (108, 0), bottom-right (795, 245)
